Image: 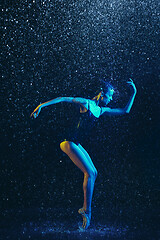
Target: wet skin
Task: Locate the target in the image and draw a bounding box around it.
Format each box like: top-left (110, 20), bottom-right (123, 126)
top-left (101, 88), bottom-right (114, 105)
top-left (30, 79), bottom-right (137, 229)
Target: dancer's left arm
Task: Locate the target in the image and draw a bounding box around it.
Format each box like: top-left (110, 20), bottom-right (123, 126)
top-left (100, 79), bottom-right (137, 116)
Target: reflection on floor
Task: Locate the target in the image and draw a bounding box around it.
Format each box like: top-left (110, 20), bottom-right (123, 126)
top-left (0, 208), bottom-right (159, 240)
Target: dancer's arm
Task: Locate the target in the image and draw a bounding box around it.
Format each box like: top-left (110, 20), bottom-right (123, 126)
top-left (100, 79), bottom-right (137, 116)
top-left (30, 97), bottom-right (89, 118)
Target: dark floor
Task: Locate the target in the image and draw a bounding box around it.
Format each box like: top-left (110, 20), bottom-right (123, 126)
top-left (0, 208), bottom-right (159, 240)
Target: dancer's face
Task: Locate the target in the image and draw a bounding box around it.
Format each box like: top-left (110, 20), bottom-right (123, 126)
top-left (102, 88), bottom-right (114, 105)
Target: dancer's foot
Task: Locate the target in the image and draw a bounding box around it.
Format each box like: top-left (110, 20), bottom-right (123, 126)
top-left (78, 208), bottom-right (91, 230)
top-left (78, 207), bottom-right (85, 215)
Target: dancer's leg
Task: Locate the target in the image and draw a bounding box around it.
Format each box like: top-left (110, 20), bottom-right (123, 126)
top-left (77, 143), bottom-right (98, 212)
top-left (60, 141), bottom-right (97, 228)
top-left (77, 143), bottom-right (98, 178)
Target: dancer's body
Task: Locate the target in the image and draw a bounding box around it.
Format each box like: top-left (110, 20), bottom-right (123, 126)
top-left (31, 79), bottom-right (137, 229)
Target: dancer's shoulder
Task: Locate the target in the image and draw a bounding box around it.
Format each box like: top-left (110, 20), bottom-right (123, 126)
top-left (88, 100), bottom-right (101, 118)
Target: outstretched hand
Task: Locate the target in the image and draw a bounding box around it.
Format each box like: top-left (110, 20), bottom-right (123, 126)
top-left (127, 79), bottom-right (137, 93)
top-left (30, 104), bottom-right (42, 118)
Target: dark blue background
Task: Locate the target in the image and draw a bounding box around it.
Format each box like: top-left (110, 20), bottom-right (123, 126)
top-left (1, 0), bottom-right (160, 239)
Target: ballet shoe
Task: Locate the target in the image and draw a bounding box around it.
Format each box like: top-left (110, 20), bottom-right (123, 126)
top-left (78, 207), bottom-right (91, 230)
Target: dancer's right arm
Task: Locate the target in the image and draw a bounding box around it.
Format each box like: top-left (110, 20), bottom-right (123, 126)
top-left (42, 97), bottom-right (74, 107)
top-left (30, 97), bottom-right (75, 118)
top-left (30, 97), bottom-right (89, 118)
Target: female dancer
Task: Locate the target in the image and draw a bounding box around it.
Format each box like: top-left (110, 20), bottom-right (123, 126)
top-left (30, 79), bottom-right (137, 229)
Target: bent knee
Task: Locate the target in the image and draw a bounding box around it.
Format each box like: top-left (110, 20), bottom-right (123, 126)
top-left (85, 168), bottom-right (98, 179)
top-left (93, 168), bottom-right (98, 179)
top-left (94, 168), bottom-right (98, 178)
top-left (60, 141), bottom-right (73, 152)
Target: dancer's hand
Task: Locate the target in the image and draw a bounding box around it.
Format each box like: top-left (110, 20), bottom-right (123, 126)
top-left (127, 79), bottom-right (137, 94)
top-left (30, 104), bottom-right (42, 118)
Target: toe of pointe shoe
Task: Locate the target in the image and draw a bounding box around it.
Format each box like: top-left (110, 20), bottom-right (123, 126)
top-left (82, 215), bottom-right (90, 230)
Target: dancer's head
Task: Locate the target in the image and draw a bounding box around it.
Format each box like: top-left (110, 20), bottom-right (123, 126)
top-left (101, 87), bottom-right (114, 105)
top-left (92, 82), bottom-right (114, 105)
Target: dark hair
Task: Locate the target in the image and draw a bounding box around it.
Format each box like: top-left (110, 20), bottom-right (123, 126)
top-left (100, 80), bottom-right (114, 94)
top-left (92, 81), bottom-right (114, 101)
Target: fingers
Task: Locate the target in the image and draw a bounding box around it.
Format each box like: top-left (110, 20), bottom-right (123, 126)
top-left (126, 80), bottom-right (136, 92)
top-left (127, 81), bottom-right (133, 85)
top-left (30, 112), bottom-right (35, 118)
top-left (30, 112), bottom-right (34, 118)
top-left (127, 79), bottom-right (133, 83)
top-left (30, 109), bottom-right (38, 118)
top-left (127, 79), bottom-right (135, 86)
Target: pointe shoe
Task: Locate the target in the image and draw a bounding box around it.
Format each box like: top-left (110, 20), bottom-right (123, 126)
top-left (78, 208), bottom-right (91, 230)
